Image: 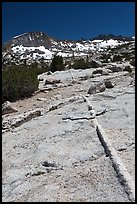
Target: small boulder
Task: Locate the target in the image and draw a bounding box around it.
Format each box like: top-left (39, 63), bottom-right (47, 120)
top-left (92, 69), bottom-right (102, 75)
top-left (38, 78), bottom-right (44, 81)
top-left (107, 65), bottom-right (122, 72)
top-left (88, 82), bottom-right (106, 95)
top-left (87, 85), bottom-right (96, 94)
top-left (92, 59), bottom-right (102, 68)
top-left (92, 68), bottom-right (109, 76)
top-left (44, 78), bottom-right (61, 85)
top-left (104, 80), bottom-right (115, 88)
top-left (92, 73), bottom-right (102, 78)
top-left (102, 69), bottom-right (109, 75)
top-left (37, 98), bottom-right (47, 101)
top-left (2, 101), bottom-right (18, 115)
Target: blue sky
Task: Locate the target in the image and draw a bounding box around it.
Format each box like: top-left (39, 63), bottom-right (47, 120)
top-left (2, 2), bottom-right (135, 43)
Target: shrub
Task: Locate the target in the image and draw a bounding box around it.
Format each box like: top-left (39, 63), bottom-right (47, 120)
top-left (2, 65), bottom-right (39, 103)
top-left (50, 55), bottom-right (65, 72)
top-left (110, 42), bottom-right (132, 52)
top-left (33, 66), bottom-right (49, 75)
top-left (121, 52), bottom-right (131, 61)
top-left (31, 61), bottom-right (49, 75)
top-left (72, 58), bottom-right (91, 69)
top-left (100, 54), bottom-right (110, 63)
top-left (123, 66), bottom-right (132, 73)
top-left (112, 54), bottom-right (123, 62)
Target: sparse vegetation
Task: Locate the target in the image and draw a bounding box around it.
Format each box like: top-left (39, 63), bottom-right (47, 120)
top-left (111, 54), bottom-right (123, 62)
top-left (120, 53), bottom-right (132, 61)
top-left (2, 65), bottom-right (39, 103)
top-left (109, 42), bottom-right (133, 52)
top-left (100, 54), bottom-right (111, 63)
top-left (123, 66), bottom-right (132, 73)
top-left (72, 58), bottom-right (92, 69)
top-left (50, 55), bottom-right (65, 72)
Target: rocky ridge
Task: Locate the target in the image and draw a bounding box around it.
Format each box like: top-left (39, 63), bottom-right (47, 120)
top-left (2, 32), bottom-right (135, 66)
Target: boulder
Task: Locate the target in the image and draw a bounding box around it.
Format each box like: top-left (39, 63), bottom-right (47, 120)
top-left (2, 101), bottom-right (18, 115)
top-left (37, 98), bottom-right (47, 101)
top-left (44, 78), bottom-right (61, 85)
top-left (107, 65), bottom-right (122, 72)
top-left (92, 73), bottom-right (102, 78)
top-left (92, 68), bottom-right (110, 76)
top-left (92, 69), bottom-right (102, 75)
top-left (102, 69), bottom-right (110, 75)
top-left (87, 82), bottom-right (106, 95)
top-left (38, 78), bottom-right (44, 81)
top-left (104, 80), bottom-right (115, 88)
top-left (92, 59), bottom-right (102, 68)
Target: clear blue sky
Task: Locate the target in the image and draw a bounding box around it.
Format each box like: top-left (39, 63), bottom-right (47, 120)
top-left (2, 2), bottom-right (135, 43)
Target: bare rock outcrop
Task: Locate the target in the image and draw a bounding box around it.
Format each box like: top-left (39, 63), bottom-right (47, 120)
top-left (2, 109), bottom-right (42, 131)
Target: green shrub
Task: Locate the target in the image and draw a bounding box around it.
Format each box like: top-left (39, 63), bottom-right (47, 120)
top-left (2, 65), bottom-right (39, 103)
top-left (110, 42), bottom-right (132, 52)
top-left (72, 58), bottom-right (91, 69)
top-left (121, 52), bottom-right (131, 61)
top-left (50, 55), bottom-right (65, 72)
top-left (34, 66), bottom-right (49, 75)
top-left (30, 61), bottom-right (49, 75)
top-left (100, 54), bottom-right (111, 63)
top-left (112, 55), bottom-right (123, 62)
top-left (123, 66), bottom-right (132, 73)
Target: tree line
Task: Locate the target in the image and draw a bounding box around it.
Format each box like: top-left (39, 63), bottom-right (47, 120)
top-left (2, 55), bottom-right (93, 103)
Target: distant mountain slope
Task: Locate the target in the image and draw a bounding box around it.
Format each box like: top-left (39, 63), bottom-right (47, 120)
top-left (3, 32), bottom-right (57, 50)
top-left (91, 34), bottom-right (133, 41)
top-left (2, 32), bottom-right (135, 66)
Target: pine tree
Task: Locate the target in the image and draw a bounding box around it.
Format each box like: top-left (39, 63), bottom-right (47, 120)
top-left (50, 55), bottom-right (65, 72)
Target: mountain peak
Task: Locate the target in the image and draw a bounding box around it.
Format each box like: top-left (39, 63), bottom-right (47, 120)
top-left (13, 31), bottom-right (46, 39)
top-left (4, 31), bottom-right (56, 49)
top-left (91, 34), bottom-right (133, 41)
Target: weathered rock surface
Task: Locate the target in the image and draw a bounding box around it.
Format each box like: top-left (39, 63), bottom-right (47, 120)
top-left (2, 65), bottom-right (135, 202)
top-left (2, 109), bottom-right (42, 132)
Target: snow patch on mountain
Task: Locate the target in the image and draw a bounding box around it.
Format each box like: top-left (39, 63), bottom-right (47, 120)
top-left (2, 32), bottom-right (135, 65)
top-left (12, 45), bottom-right (54, 59)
